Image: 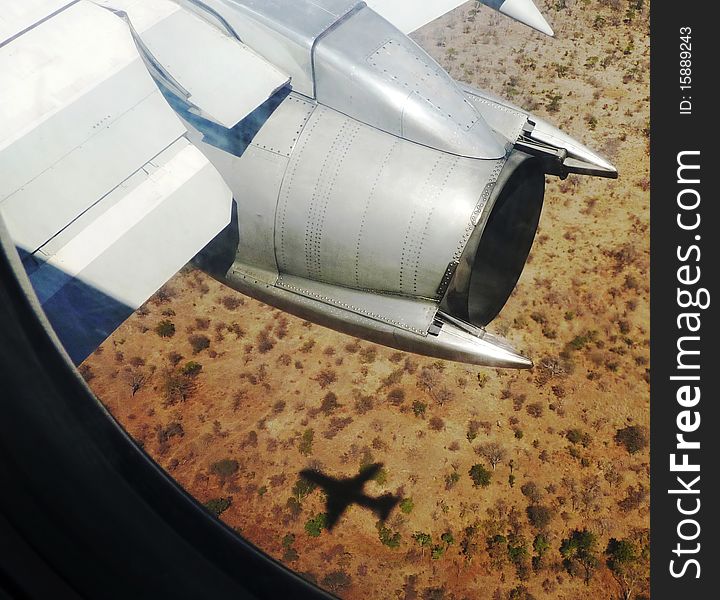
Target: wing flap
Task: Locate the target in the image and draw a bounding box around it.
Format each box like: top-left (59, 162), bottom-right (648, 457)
top-left (0, 2), bottom-right (187, 253)
top-left (1, 0), bottom-right (233, 363)
top-left (29, 139), bottom-right (232, 363)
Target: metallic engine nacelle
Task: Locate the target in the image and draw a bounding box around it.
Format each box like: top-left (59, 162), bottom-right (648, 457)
top-left (166, 0), bottom-right (617, 368)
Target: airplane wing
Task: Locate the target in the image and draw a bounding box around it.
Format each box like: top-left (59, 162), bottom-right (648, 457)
top-left (365, 0), bottom-right (553, 36)
top-left (0, 0), bottom-right (288, 364)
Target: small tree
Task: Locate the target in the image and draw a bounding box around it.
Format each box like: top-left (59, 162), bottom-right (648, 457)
top-left (377, 521), bottom-right (401, 549)
top-left (299, 429), bottom-right (314, 456)
top-left (210, 458), bottom-right (239, 484)
top-left (469, 464), bottom-right (492, 488)
top-left (292, 476), bottom-right (317, 501)
top-left (560, 529), bottom-right (600, 585)
top-left (413, 532), bottom-right (432, 558)
top-left (155, 319), bottom-right (175, 338)
top-left (304, 513), bottom-right (327, 537)
top-left (400, 498), bottom-right (414, 514)
top-left (476, 442), bottom-right (507, 470)
top-left (188, 333), bottom-right (210, 354)
top-left (606, 535), bottom-right (649, 600)
top-left (526, 505), bottom-right (554, 530)
top-left (313, 368), bottom-right (337, 389)
top-left (614, 425), bottom-right (649, 454)
top-left (204, 497), bottom-right (231, 517)
top-left (320, 571), bottom-right (352, 595)
top-left (520, 481), bottom-right (542, 504)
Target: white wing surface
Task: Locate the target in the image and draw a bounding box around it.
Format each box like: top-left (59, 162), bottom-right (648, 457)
top-left (0, 0), bottom-right (288, 362)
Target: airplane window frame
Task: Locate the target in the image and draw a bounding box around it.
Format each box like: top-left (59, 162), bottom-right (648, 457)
top-left (0, 215), bottom-right (333, 599)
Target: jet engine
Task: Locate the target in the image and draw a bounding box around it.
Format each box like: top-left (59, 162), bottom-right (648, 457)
top-left (1, 0), bottom-right (616, 368)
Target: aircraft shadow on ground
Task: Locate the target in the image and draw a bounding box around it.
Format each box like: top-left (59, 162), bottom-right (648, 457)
top-left (299, 463), bottom-right (400, 530)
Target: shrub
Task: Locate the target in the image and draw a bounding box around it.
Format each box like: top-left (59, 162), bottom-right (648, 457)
top-left (155, 320), bottom-right (176, 338)
top-left (205, 497), bottom-right (231, 516)
top-left (227, 323), bottom-right (245, 339)
top-left (431, 544), bottom-right (445, 560)
top-left (157, 422), bottom-right (184, 446)
top-left (469, 464), bottom-right (492, 488)
top-left (521, 482), bottom-right (542, 504)
top-left (527, 505), bottom-right (554, 530)
top-left (299, 429), bottom-right (314, 456)
top-left (320, 392), bottom-right (340, 415)
top-left (354, 393), bottom-right (374, 415)
top-left (300, 339), bottom-right (316, 353)
top-left (304, 513), bottom-right (327, 537)
top-left (181, 361), bottom-right (202, 377)
top-left (210, 459), bottom-right (239, 481)
top-left (161, 370), bottom-right (196, 405)
top-left (534, 533), bottom-right (550, 557)
top-left (566, 429), bottom-right (592, 447)
top-left (257, 330), bottom-right (275, 354)
top-left (614, 425), bottom-right (649, 454)
top-left (445, 470), bottom-right (460, 490)
top-left (320, 571), bottom-right (352, 594)
top-left (618, 484), bottom-right (648, 512)
top-left (467, 420), bottom-right (481, 442)
top-left (429, 416), bottom-right (445, 431)
top-left (77, 364), bottom-right (94, 382)
top-left (188, 334), bottom-right (210, 354)
top-left (377, 521), bottom-right (401, 548)
top-left (412, 400), bottom-right (427, 418)
top-left (221, 295), bottom-right (244, 310)
top-left (314, 368), bottom-right (337, 389)
top-left (358, 347), bottom-right (377, 364)
top-left (527, 402), bottom-right (544, 418)
top-left (387, 387), bottom-right (405, 405)
top-left (399, 498), bottom-right (414, 514)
